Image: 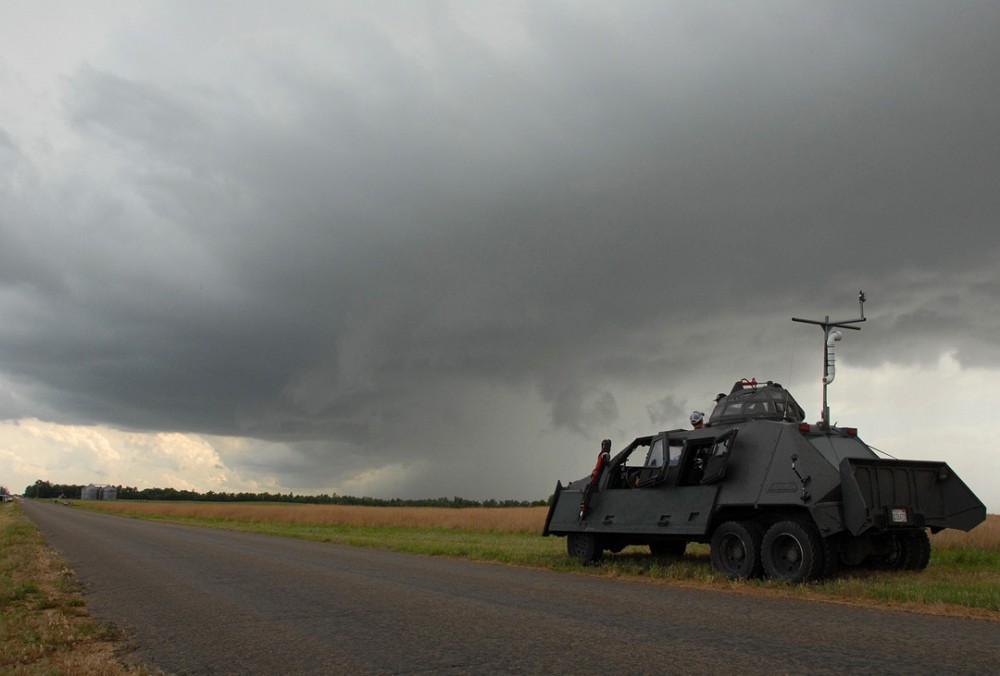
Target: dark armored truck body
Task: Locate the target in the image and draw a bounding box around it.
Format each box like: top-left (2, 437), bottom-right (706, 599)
top-left (542, 379), bottom-right (986, 582)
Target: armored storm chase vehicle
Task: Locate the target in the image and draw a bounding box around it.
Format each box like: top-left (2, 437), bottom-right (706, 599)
top-left (542, 295), bottom-right (987, 582)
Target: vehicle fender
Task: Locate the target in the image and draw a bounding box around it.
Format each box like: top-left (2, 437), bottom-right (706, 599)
top-left (808, 501), bottom-right (845, 536)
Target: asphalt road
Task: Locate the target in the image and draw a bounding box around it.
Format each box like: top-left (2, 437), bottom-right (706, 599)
top-left (22, 501), bottom-right (998, 675)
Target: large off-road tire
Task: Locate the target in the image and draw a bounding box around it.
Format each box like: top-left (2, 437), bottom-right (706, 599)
top-left (649, 541), bottom-right (687, 558)
top-left (902, 530), bottom-right (931, 571)
top-left (567, 533), bottom-right (603, 565)
top-left (710, 521), bottom-right (763, 579)
top-left (871, 533), bottom-right (907, 570)
top-left (761, 520), bottom-right (824, 583)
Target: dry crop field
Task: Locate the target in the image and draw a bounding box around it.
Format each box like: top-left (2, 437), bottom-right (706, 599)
top-left (81, 500), bottom-right (998, 550)
top-left (81, 501), bottom-right (548, 534)
top-left (929, 512), bottom-right (999, 550)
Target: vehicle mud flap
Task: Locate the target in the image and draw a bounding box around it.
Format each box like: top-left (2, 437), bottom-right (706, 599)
top-left (819, 534), bottom-right (839, 579)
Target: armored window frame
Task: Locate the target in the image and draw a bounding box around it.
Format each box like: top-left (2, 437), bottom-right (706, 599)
top-left (603, 436), bottom-right (653, 489)
top-left (678, 429), bottom-right (737, 486)
top-left (634, 434), bottom-right (670, 487)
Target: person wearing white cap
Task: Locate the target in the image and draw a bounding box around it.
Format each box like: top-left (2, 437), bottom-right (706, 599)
top-left (690, 410), bottom-right (705, 429)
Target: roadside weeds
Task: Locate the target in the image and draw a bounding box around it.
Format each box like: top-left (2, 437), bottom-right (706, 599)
top-left (0, 503), bottom-right (158, 675)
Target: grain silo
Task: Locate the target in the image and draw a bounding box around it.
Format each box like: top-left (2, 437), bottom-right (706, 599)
top-left (81, 484), bottom-right (118, 500)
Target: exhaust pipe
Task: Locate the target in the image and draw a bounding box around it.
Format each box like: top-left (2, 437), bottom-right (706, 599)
top-left (824, 330), bottom-right (842, 384)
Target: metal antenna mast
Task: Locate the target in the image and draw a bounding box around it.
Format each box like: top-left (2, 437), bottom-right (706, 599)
top-left (792, 291), bottom-right (866, 429)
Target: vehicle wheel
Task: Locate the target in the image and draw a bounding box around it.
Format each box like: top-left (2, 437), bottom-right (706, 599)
top-left (567, 533), bottom-right (603, 565)
top-left (871, 534), bottom-right (906, 570)
top-left (902, 530), bottom-right (931, 571)
top-left (710, 521), bottom-right (762, 579)
top-left (761, 520), bottom-right (823, 583)
top-left (649, 541), bottom-right (687, 558)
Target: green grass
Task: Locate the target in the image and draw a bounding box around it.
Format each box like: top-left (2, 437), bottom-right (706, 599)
top-left (96, 512), bottom-right (572, 565)
top-left (932, 548), bottom-right (999, 569)
top-left (75, 504), bottom-right (1000, 616)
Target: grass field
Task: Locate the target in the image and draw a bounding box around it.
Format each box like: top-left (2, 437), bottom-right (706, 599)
top-left (73, 500), bottom-right (1000, 618)
top-left (71, 499), bottom-right (999, 548)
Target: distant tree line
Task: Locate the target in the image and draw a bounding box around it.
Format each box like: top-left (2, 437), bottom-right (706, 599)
top-left (22, 479), bottom-right (547, 508)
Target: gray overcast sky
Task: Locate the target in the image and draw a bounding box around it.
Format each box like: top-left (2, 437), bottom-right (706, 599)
top-left (1, 1), bottom-right (998, 510)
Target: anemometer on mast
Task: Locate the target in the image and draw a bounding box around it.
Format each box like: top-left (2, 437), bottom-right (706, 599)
top-left (792, 291), bottom-right (866, 430)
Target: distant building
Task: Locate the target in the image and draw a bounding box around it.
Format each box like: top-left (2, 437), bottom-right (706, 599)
top-left (81, 484), bottom-right (118, 500)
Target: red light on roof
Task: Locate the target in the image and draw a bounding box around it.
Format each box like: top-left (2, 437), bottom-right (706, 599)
top-left (798, 423), bottom-right (811, 433)
top-left (844, 427), bottom-right (857, 436)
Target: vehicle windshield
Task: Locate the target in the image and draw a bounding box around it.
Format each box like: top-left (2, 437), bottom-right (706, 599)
top-left (709, 385), bottom-right (804, 424)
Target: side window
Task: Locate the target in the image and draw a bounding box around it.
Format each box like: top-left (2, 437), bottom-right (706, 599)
top-left (701, 431), bottom-right (736, 484)
top-left (634, 436), bottom-right (671, 488)
top-left (646, 438), bottom-right (665, 467)
top-left (723, 402), bottom-right (742, 417)
top-left (679, 431), bottom-right (736, 485)
top-left (743, 401), bottom-right (772, 415)
top-left (608, 439), bottom-right (654, 489)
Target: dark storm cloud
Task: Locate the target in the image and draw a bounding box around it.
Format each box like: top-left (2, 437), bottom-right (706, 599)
top-left (3, 1), bottom-right (1000, 497)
